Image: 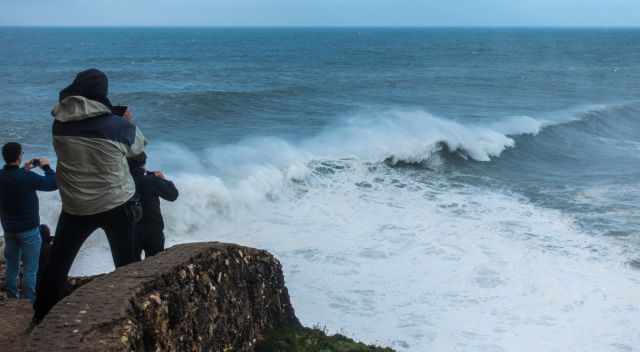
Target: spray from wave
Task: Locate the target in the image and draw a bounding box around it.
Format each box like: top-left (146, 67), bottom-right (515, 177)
top-left (41, 106), bottom-right (606, 246)
top-left (139, 109), bottom-right (549, 231)
top-left (35, 103), bottom-right (632, 260)
top-left (303, 109), bottom-right (545, 163)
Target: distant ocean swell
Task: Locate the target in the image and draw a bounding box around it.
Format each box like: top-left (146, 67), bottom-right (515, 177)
top-left (117, 87), bottom-right (316, 115)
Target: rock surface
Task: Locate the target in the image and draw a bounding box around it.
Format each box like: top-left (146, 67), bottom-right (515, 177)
top-left (0, 299), bottom-right (32, 352)
top-left (27, 242), bottom-right (300, 351)
top-left (0, 241), bottom-right (393, 351)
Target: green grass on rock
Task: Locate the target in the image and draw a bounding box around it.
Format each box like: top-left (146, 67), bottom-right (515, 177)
top-left (256, 326), bottom-right (395, 352)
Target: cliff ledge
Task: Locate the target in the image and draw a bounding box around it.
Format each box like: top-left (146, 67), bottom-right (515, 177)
top-left (0, 241), bottom-right (392, 351)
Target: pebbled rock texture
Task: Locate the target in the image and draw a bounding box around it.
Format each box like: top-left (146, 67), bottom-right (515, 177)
top-left (27, 242), bottom-right (300, 351)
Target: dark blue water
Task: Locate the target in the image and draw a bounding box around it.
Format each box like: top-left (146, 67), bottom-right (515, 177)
top-left (1, 28), bottom-right (639, 351)
top-left (3, 27), bottom-right (640, 234)
top-left (2, 28), bottom-right (640, 141)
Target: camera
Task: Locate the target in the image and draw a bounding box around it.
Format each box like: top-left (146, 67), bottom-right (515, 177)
top-left (32, 159), bottom-right (40, 167)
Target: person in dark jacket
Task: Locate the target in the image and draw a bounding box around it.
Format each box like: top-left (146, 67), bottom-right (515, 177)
top-left (128, 152), bottom-right (178, 260)
top-left (34, 69), bottom-right (147, 323)
top-left (0, 142), bottom-right (58, 303)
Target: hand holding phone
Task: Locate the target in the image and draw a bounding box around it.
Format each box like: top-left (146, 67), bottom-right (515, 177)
top-left (153, 171), bottom-right (166, 180)
top-left (111, 106), bottom-right (128, 117)
top-left (29, 158), bottom-right (50, 169)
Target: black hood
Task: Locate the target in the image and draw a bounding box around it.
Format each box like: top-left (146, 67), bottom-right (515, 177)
top-left (59, 68), bottom-right (113, 108)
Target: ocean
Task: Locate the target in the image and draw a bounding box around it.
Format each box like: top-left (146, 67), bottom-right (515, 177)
top-left (1, 27), bottom-right (639, 351)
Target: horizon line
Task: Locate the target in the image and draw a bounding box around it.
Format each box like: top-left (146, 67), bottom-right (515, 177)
top-left (1, 24), bottom-right (640, 29)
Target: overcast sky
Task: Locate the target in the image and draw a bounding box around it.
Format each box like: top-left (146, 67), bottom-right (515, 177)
top-left (1, 0), bottom-right (639, 27)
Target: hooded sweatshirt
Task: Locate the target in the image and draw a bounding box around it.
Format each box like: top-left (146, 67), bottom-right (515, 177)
top-left (52, 96), bottom-right (146, 215)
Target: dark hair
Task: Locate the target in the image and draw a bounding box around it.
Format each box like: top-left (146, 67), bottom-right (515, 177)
top-left (127, 152), bottom-right (147, 170)
top-left (2, 142), bottom-right (22, 164)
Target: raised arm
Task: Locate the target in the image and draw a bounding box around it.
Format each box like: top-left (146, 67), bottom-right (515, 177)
top-left (26, 158), bottom-right (57, 192)
top-left (152, 172), bottom-right (179, 202)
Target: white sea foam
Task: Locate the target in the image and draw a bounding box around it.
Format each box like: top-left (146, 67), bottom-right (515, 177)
top-left (303, 109), bottom-right (543, 163)
top-left (32, 108), bottom-right (639, 351)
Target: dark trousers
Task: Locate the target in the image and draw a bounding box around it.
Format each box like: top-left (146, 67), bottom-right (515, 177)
top-left (134, 228), bottom-right (165, 260)
top-left (33, 203), bottom-right (137, 322)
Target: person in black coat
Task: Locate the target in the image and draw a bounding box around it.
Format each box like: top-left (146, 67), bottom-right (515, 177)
top-left (127, 152), bottom-right (178, 260)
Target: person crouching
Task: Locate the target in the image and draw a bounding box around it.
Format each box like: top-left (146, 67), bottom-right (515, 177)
top-left (128, 152), bottom-right (178, 260)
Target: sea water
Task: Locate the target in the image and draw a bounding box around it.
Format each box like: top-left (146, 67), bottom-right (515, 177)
top-left (1, 28), bottom-right (639, 351)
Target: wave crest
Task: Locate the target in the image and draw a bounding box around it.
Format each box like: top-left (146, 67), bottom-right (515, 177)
top-left (304, 110), bottom-right (543, 164)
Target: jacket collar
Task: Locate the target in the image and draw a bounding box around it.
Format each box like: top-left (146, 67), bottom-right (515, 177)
top-left (52, 96), bottom-right (112, 123)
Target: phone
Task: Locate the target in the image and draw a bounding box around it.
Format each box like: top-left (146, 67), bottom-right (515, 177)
top-left (31, 159), bottom-right (40, 167)
top-left (111, 106), bottom-right (128, 116)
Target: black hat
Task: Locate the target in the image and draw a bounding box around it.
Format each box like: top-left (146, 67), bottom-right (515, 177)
top-left (59, 69), bottom-right (112, 108)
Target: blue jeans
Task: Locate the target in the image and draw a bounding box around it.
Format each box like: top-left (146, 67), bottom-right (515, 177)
top-left (3, 227), bottom-right (41, 303)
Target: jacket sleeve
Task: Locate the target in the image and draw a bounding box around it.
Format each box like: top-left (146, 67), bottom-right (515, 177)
top-left (153, 177), bottom-right (179, 202)
top-left (126, 127), bottom-right (147, 157)
top-left (27, 166), bottom-right (58, 192)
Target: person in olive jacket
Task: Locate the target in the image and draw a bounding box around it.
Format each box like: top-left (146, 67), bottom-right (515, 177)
top-left (128, 152), bottom-right (178, 260)
top-left (34, 69), bottom-right (146, 323)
